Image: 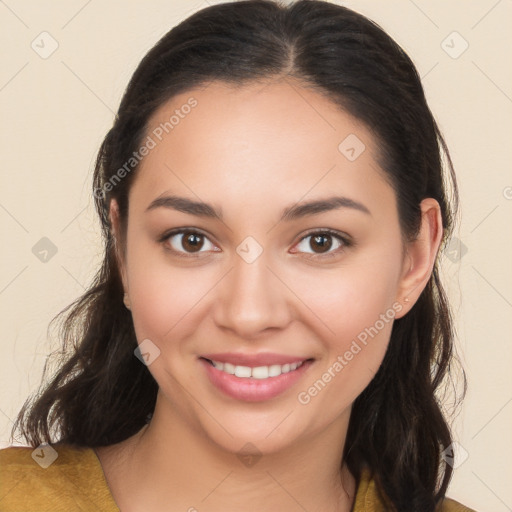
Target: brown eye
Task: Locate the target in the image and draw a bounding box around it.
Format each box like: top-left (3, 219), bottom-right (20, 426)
top-left (293, 230), bottom-right (351, 259)
top-left (181, 231), bottom-right (205, 252)
top-left (310, 234), bottom-right (333, 253)
top-left (163, 229), bottom-right (216, 256)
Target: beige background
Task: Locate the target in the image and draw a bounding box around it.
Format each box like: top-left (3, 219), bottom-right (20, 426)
top-left (1, 1), bottom-right (511, 510)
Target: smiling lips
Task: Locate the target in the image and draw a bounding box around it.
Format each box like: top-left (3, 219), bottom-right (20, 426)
top-left (204, 358), bottom-right (307, 379)
top-left (199, 352), bottom-right (314, 401)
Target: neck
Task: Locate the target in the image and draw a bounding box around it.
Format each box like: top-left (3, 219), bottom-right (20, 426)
top-left (97, 392), bottom-right (356, 512)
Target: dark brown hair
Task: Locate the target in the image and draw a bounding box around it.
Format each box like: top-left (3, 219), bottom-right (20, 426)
top-left (11, 2), bottom-right (466, 511)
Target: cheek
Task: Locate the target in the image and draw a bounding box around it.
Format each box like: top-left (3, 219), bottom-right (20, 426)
top-left (293, 296), bottom-right (395, 419)
top-left (290, 248), bottom-right (401, 405)
top-left (291, 249), bottom-right (401, 346)
top-left (125, 235), bottom-right (212, 343)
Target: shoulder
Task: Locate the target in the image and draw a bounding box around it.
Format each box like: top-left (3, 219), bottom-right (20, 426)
top-left (436, 497), bottom-right (478, 512)
top-left (354, 467), bottom-right (478, 512)
top-left (0, 443), bottom-right (119, 512)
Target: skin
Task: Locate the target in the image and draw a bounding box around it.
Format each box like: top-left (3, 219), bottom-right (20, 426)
top-left (96, 78), bottom-right (443, 512)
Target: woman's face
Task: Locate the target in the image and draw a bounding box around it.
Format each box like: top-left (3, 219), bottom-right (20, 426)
top-left (113, 79), bottom-right (418, 455)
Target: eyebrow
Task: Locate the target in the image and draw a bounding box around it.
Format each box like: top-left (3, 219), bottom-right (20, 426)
top-left (145, 194), bottom-right (371, 221)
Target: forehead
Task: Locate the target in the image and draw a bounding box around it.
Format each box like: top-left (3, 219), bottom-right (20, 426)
top-left (129, 79), bottom-right (395, 218)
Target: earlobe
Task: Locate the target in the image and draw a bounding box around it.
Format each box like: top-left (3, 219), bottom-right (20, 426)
top-left (123, 292), bottom-right (131, 310)
top-left (395, 198), bottom-right (443, 315)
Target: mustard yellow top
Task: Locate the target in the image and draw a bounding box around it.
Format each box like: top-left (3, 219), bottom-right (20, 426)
top-left (0, 443), bottom-right (477, 511)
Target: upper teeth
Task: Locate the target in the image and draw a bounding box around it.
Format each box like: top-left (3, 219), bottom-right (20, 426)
top-left (209, 360), bottom-right (305, 379)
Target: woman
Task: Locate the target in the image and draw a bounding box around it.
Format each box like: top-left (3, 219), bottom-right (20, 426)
top-left (0, 1), bottom-right (476, 511)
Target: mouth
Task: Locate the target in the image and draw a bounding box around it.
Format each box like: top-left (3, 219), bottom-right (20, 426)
top-left (199, 356), bottom-right (315, 402)
top-left (200, 357), bottom-right (314, 379)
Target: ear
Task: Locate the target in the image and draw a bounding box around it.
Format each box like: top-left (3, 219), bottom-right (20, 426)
top-left (394, 198), bottom-right (444, 319)
top-left (109, 199), bottom-right (129, 294)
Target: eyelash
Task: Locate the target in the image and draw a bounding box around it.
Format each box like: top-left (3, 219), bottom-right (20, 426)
top-left (158, 227), bottom-right (354, 260)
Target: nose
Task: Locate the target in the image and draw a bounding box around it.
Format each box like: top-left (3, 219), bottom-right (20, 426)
top-left (213, 248), bottom-right (292, 339)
